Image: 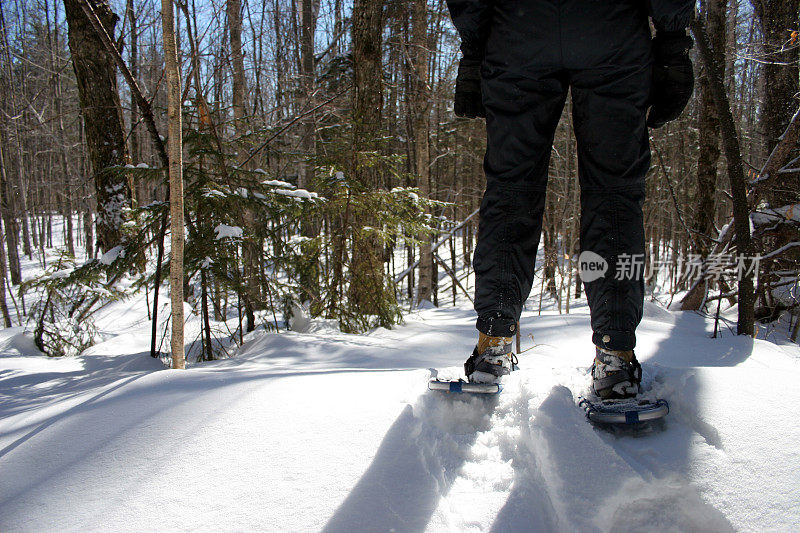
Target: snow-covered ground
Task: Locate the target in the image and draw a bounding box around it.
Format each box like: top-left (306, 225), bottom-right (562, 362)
top-left (1, 291), bottom-right (799, 531)
top-left (1, 216), bottom-right (799, 531)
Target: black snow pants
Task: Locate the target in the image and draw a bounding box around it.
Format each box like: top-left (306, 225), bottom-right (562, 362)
top-left (473, 1), bottom-right (652, 351)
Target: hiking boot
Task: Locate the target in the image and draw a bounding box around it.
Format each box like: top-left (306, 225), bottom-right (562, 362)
top-left (465, 333), bottom-right (516, 383)
top-left (591, 347), bottom-right (642, 400)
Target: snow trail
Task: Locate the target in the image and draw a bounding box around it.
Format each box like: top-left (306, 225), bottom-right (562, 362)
top-left (1, 301), bottom-right (799, 531)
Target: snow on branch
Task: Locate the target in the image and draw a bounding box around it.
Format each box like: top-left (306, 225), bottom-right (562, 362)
top-left (214, 224), bottom-right (243, 240)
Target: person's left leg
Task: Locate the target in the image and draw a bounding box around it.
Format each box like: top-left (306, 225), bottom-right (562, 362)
top-left (570, 61), bottom-right (651, 398)
top-left (570, 61), bottom-right (651, 354)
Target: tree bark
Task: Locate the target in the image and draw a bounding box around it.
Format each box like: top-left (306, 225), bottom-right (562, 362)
top-left (297, 0), bottom-right (320, 306)
top-left (228, 0), bottom-right (246, 129)
top-left (691, 18), bottom-right (755, 336)
top-left (161, 0), bottom-right (185, 369)
top-left (227, 0), bottom-right (258, 332)
top-left (751, 0), bottom-right (800, 179)
top-left (751, 0), bottom-right (800, 318)
top-left (410, 0), bottom-right (433, 306)
top-left (0, 156), bottom-right (20, 285)
top-left (0, 6), bottom-right (27, 280)
top-left (297, 0), bottom-right (318, 189)
top-left (126, 0), bottom-right (139, 166)
top-left (348, 0), bottom-right (386, 318)
top-left (0, 135), bottom-right (14, 326)
top-left (63, 0), bottom-right (131, 253)
top-left (682, 0), bottom-right (727, 312)
top-left (46, 0), bottom-right (76, 256)
top-left (694, 0), bottom-right (725, 258)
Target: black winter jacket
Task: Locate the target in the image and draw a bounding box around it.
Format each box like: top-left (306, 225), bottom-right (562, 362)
top-left (447, 0), bottom-right (695, 60)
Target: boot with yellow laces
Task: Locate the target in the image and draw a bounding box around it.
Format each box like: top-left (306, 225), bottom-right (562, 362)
top-left (464, 332), bottom-right (517, 384)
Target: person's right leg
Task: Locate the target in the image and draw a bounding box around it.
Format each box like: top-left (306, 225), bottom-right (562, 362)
top-left (472, 68), bottom-right (568, 339)
top-left (565, 3), bottom-right (652, 397)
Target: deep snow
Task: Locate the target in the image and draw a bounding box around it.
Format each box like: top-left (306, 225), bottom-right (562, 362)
top-left (1, 294), bottom-right (799, 532)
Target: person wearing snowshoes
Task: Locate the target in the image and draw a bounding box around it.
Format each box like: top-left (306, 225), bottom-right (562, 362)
top-left (448, 0), bottom-right (695, 398)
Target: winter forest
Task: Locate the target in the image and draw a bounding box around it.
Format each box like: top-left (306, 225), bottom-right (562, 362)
top-left (1, 0), bottom-right (800, 531)
top-left (0, 0), bottom-right (795, 360)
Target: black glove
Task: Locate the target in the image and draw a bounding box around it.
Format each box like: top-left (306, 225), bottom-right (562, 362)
top-left (454, 58), bottom-right (485, 119)
top-left (647, 31), bottom-right (694, 129)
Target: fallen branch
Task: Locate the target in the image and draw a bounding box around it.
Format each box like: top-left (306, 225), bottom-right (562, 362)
top-left (395, 208), bottom-right (480, 284)
top-left (433, 252), bottom-right (473, 304)
top-left (760, 242), bottom-right (800, 262)
top-left (751, 105), bottom-right (800, 207)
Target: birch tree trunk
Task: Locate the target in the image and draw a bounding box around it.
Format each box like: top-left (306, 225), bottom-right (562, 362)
top-left (161, 0), bottom-right (185, 369)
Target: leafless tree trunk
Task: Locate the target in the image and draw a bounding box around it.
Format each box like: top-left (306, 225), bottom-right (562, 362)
top-left (682, 0), bottom-right (727, 311)
top-left (161, 0), bottom-right (185, 369)
top-left (0, 140), bottom-right (14, 326)
top-left (348, 0), bottom-right (386, 316)
top-left (63, 0), bottom-right (131, 253)
top-left (296, 0), bottom-right (320, 305)
top-left (751, 0), bottom-right (800, 173)
top-left (410, 0), bottom-right (433, 306)
top-left (126, 0), bottom-right (140, 165)
top-left (692, 18), bottom-right (755, 336)
top-left (694, 0), bottom-right (725, 257)
top-left (0, 6), bottom-right (26, 281)
top-left (297, 0), bottom-right (318, 190)
top-left (751, 0), bottom-right (800, 311)
top-left (227, 0), bottom-right (258, 332)
top-left (46, 0), bottom-right (75, 256)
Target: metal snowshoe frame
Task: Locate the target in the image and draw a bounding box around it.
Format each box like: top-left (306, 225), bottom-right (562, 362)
top-left (428, 379), bottom-right (501, 394)
top-left (580, 397), bottom-right (669, 424)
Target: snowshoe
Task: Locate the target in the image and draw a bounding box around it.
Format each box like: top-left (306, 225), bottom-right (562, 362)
top-left (580, 396), bottom-right (669, 425)
top-left (428, 335), bottom-right (517, 395)
top-left (582, 348), bottom-right (668, 425)
top-left (427, 378), bottom-right (502, 394)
